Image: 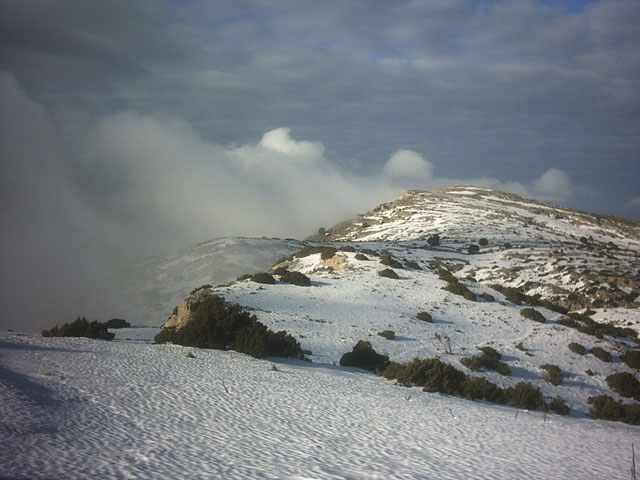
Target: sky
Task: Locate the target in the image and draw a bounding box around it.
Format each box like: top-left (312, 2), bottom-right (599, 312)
top-left (1, 0), bottom-right (639, 331)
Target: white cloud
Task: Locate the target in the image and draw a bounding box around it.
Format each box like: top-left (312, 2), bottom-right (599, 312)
top-left (531, 168), bottom-right (572, 198)
top-left (383, 149), bottom-right (434, 184)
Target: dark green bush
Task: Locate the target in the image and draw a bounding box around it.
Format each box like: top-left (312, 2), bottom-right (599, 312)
top-left (622, 350), bottom-right (640, 370)
top-left (403, 260), bottom-right (422, 270)
top-left (271, 266), bottom-right (289, 276)
top-left (103, 318), bottom-right (131, 329)
top-left (354, 253), bottom-right (369, 261)
top-left (251, 272), bottom-right (276, 284)
top-left (504, 382), bottom-right (546, 411)
top-left (280, 270), bottom-right (311, 286)
top-left (416, 312), bottom-right (432, 322)
top-left (380, 254), bottom-right (403, 268)
top-left (467, 244), bottom-right (480, 254)
top-left (481, 292), bottom-right (495, 302)
top-left (443, 280), bottom-right (476, 301)
top-left (378, 268), bottom-right (399, 279)
top-left (42, 317), bottom-right (115, 341)
top-left (549, 396), bottom-right (570, 416)
top-left (478, 238), bottom-right (489, 246)
top-left (427, 234), bottom-right (440, 246)
top-left (382, 358), bottom-right (467, 395)
top-left (461, 376), bottom-right (506, 403)
top-left (588, 395), bottom-right (640, 425)
top-left (460, 347), bottom-right (511, 376)
top-left (437, 269), bottom-right (456, 283)
top-left (489, 284), bottom-right (528, 305)
top-left (378, 330), bottom-right (395, 340)
top-left (540, 364), bottom-right (563, 386)
top-left (590, 346), bottom-right (612, 362)
top-left (338, 245), bottom-right (355, 252)
top-left (520, 308), bottom-right (546, 323)
top-left (557, 317), bottom-right (581, 329)
top-left (567, 313), bottom-right (637, 340)
top-left (568, 342), bottom-right (586, 355)
top-left (292, 245), bottom-right (338, 260)
top-left (606, 372), bottom-right (640, 401)
top-left (340, 340), bottom-right (390, 372)
top-left (153, 295), bottom-right (303, 359)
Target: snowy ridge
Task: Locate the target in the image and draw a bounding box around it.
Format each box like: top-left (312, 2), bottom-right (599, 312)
top-left (2, 186), bottom-right (640, 479)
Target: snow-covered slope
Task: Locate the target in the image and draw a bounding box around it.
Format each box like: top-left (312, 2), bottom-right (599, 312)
top-left (2, 186), bottom-right (639, 479)
top-left (1, 330), bottom-right (637, 480)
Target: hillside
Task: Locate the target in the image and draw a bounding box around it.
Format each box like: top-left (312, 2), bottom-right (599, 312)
top-left (2, 185), bottom-right (640, 479)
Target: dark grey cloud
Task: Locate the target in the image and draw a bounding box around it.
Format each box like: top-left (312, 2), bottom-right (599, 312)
top-left (1, 0), bottom-right (640, 331)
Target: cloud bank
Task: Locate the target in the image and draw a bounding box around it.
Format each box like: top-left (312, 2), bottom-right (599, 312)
top-left (0, 72), bottom-right (588, 332)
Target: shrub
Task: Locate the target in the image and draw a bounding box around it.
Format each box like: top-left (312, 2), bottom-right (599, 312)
top-left (443, 280), bottom-right (476, 301)
top-left (549, 396), bottom-right (570, 416)
top-left (292, 245), bottom-right (338, 260)
top-left (622, 350), bottom-right (640, 370)
top-left (380, 254), bottom-right (403, 268)
top-left (478, 238), bottom-right (489, 246)
top-left (378, 330), bottom-right (395, 340)
top-left (416, 312), bottom-right (432, 323)
top-left (503, 242), bottom-right (512, 249)
top-left (467, 244), bottom-right (480, 254)
top-left (340, 340), bottom-right (390, 372)
top-left (520, 308), bottom-right (546, 323)
top-left (251, 272), bottom-right (276, 284)
top-left (568, 342), bottom-right (586, 355)
top-left (588, 395), bottom-right (640, 425)
top-left (504, 382), bottom-right (546, 411)
top-left (481, 292), bottom-right (495, 302)
top-left (590, 346), bottom-right (612, 362)
top-left (557, 317), bottom-right (581, 329)
top-left (354, 253), bottom-right (369, 261)
top-left (378, 268), bottom-right (399, 279)
top-left (460, 347), bottom-right (511, 376)
top-left (404, 260), bottom-right (422, 270)
top-left (489, 284), bottom-right (528, 305)
top-left (461, 376), bottom-right (506, 403)
top-left (606, 372), bottom-right (640, 401)
top-left (427, 234), bottom-right (440, 246)
top-left (382, 358), bottom-right (467, 395)
top-left (280, 270), bottom-right (311, 286)
top-left (338, 245), bottom-right (355, 252)
top-left (540, 364), bottom-right (563, 386)
top-left (103, 318), bottom-right (131, 329)
top-left (153, 295), bottom-right (303, 359)
top-left (42, 317), bottom-right (115, 341)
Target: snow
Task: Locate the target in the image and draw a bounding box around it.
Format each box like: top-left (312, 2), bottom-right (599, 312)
top-left (1, 331), bottom-right (637, 480)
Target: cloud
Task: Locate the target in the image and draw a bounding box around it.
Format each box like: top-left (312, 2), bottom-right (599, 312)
top-left (383, 149), bottom-right (433, 184)
top-left (531, 168), bottom-right (572, 198)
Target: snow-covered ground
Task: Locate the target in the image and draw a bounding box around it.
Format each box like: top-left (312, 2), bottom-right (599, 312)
top-left (1, 330), bottom-right (637, 480)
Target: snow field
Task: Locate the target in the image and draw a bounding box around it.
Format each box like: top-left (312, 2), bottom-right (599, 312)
top-left (1, 332), bottom-right (637, 480)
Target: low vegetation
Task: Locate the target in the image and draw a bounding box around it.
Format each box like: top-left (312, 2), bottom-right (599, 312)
top-left (251, 272), bottom-right (276, 284)
top-left (590, 346), bottom-right (612, 363)
top-left (588, 395), bottom-right (640, 425)
top-left (380, 254), bottom-right (403, 268)
top-left (606, 372), bottom-right (640, 401)
top-left (623, 350), bottom-right (640, 370)
top-left (339, 340), bottom-right (390, 372)
top-left (154, 295), bottom-right (303, 359)
top-left (343, 341), bottom-right (547, 413)
top-left (416, 312), bottom-right (432, 322)
top-left (377, 330), bottom-right (395, 340)
top-left (104, 318), bottom-right (131, 329)
top-left (378, 268), bottom-right (400, 279)
top-left (568, 342), bottom-right (586, 355)
top-left (42, 317), bottom-right (115, 340)
top-left (540, 364), bottom-right (563, 386)
top-left (279, 270), bottom-right (311, 286)
top-left (460, 347), bottom-right (511, 376)
top-left (438, 270), bottom-right (476, 301)
top-left (520, 308), bottom-right (546, 323)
